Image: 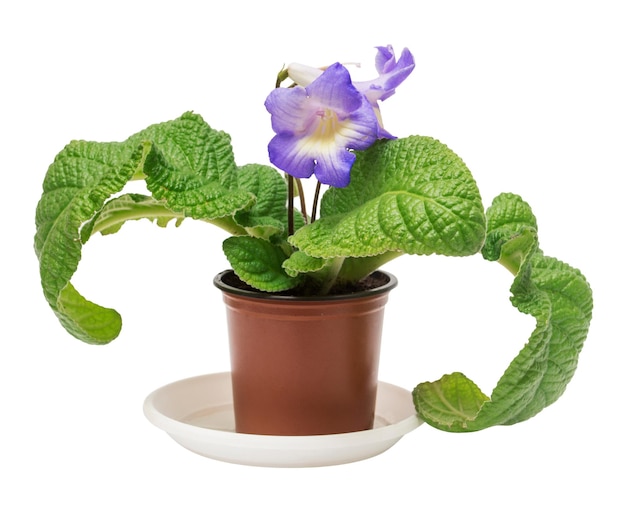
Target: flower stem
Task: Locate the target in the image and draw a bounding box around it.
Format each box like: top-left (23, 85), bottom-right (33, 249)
top-left (295, 178), bottom-right (308, 224)
top-left (311, 181), bottom-right (322, 223)
top-left (288, 175), bottom-right (294, 236)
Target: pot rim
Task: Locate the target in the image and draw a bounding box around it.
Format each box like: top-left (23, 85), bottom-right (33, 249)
top-left (213, 269), bottom-right (398, 302)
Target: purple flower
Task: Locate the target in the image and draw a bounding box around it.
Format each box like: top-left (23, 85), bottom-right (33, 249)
top-left (265, 62), bottom-right (379, 188)
top-left (355, 45), bottom-right (415, 104)
top-left (286, 45), bottom-right (415, 139)
top-left (354, 45), bottom-right (415, 138)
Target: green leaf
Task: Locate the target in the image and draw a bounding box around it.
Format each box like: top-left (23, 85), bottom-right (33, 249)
top-left (80, 194), bottom-right (184, 240)
top-left (57, 283), bottom-right (122, 345)
top-left (413, 193), bottom-right (593, 431)
top-left (35, 140), bottom-right (151, 344)
top-left (232, 163), bottom-right (289, 239)
top-left (412, 373), bottom-right (490, 430)
top-left (480, 192), bottom-right (538, 273)
top-left (282, 251), bottom-right (330, 277)
top-left (289, 136), bottom-right (486, 260)
top-left (34, 112), bottom-right (256, 343)
top-left (222, 236), bottom-right (301, 292)
top-left (140, 113), bottom-right (254, 221)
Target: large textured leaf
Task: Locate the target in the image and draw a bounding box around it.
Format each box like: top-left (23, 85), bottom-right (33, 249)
top-left (413, 193), bottom-right (593, 431)
top-left (34, 141), bottom-right (150, 344)
top-left (289, 136), bottom-right (486, 261)
top-left (232, 163), bottom-right (289, 239)
top-left (34, 113), bottom-right (255, 344)
top-left (140, 112), bottom-right (253, 220)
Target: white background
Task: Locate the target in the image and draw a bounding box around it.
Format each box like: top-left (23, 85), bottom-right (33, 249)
top-left (2, 1), bottom-right (623, 503)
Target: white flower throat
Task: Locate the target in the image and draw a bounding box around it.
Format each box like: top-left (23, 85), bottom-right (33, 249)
top-left (313, 108), bottom-right (340, 142)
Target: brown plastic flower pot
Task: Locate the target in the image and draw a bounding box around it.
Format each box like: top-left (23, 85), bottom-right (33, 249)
top-left (213, 270), bottom-right (398, 436)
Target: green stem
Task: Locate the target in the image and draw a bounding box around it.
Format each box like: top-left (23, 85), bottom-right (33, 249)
top-left (498, 254), bottom-right (523, 276)
top-left (318, 256), bottom-right (345, 295)
top-left (338, 251), bottom-right (405, 282)
top-left (496, 229), bottom-right (538, 276)
top-left (88, 203), bottom-right (180, 236)
top-left (275, 67), bottom-right (289, 88)
top-left (88, 201), bottom-right (247, 239)
top-left (203, 216), bottom-right (248, 236)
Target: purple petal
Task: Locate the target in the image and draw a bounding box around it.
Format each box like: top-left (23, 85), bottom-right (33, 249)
top-left (306, 62), bottom-right (364, 116)
top-left (375, 45), bottom-right (396, 74)
top-left (267, 134), bottom-right (315, 179)
top-left (265, 86), bottom-right (311, 134)
top-left (356, 46), bottom-right (415, 103)
top-left (314, 148), bottom-right (355, 187)
top-left (378, 47), bottom-right (415, 97)
top-left (265, 62), bottom-right (380, 187)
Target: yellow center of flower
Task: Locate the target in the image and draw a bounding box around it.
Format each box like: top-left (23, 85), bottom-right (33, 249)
top-left (312, 108), bottom-right (340, 143)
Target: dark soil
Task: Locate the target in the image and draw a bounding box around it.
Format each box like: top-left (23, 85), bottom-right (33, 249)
top-left (219, 270), bottom-right (393, 298)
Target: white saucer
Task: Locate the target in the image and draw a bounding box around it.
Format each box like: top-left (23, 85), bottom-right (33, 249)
top-left (143, 372), bottom-right (422, 467)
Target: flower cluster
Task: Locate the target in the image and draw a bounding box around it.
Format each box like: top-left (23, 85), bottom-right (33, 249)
top-left (265, 45), bottom-right (415, 188)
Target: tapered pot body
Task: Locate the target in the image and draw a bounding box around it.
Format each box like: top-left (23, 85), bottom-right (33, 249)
top-left (213, 270), bottom-right (397, 436)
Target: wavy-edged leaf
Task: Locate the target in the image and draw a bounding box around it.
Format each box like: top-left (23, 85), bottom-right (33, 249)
top-left (141, 113), bottom-right (254, 220)
top-left (80, 194), bottom-right (184, 240)
top-left (413, 372), bottom-right (490, 429)
top-left (289, 136), bottom-right (486, 260)
top-left (413, 193), bottom-right (593, 431)
top-left (233, 163), bottom-right (289, 239)
top-left (34, 112), bottom-right (256, 343)
top-left (282, 251), bottom-right (330, 277)
top-left (34, 140), bottom-right (151, 343)
top-left (222, 236), bottom-right (301, 292)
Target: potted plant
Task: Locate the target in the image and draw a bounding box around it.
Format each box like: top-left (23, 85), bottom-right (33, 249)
top-left (34, 45), bottom-right (592, 441)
